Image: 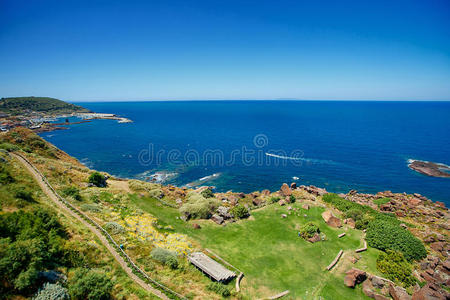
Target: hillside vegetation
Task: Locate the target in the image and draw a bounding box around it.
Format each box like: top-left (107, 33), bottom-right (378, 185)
top-left (0, 97), bottom-right (89, 115)
top-left (1, 128), bottom-right (448, 300)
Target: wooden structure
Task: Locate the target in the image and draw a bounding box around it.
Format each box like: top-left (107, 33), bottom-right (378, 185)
top-left (188, 252), bottom-right (236, 282)
top-left (326, 249), bottom-right (343, 271)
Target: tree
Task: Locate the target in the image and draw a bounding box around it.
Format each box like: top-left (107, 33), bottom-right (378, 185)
top-left (68, 269), bottom-right (113, 300)
top-left (230, 205), bottom-right (249, 219)
top-left (88, 172), bottom-right (107, 187)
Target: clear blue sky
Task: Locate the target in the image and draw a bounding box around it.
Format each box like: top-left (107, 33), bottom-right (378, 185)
top-left (0, 0), bottom-right (449, 101)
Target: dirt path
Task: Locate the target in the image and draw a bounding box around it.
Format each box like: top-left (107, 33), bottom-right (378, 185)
top-left (12, 153), bottom-right (169, 300)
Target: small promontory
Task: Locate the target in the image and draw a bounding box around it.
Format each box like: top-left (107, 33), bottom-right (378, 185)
top-left (408, 159), bottom-right (450, 178)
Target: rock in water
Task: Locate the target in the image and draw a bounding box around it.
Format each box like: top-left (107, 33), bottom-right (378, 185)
top-left (408, 160), bottom-right (450, 178)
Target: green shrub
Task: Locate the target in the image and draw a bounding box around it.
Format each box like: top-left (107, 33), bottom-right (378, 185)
top-left (289, 195), bottom-right (296, 202)
top-left (80, 204), bottom-right (101, 213)
top-left (376, 250), bottom-right (416, 287)
top-left (150, 247), bottom-right (178, 269)
top-left (33, 282), bottom-right (69, 300)
top-left (207, 282), bottom-right (230, 297)
top-left (366, 219), bottom-right (426, 261)
top-left (0, 164), bottom-right (14, 184)
top-left (201, 188), bottom-right (215, 199)
top-left (269, 196), bottom-right (280, 203)
top-left (298, 222), bottom-right (320, 239)
top-left (165, 256), bottom-right (179, 269)
top-left (68, 269), bottom-right (113, 300)
top-left (0, 142), bottom-right (19, 152)
top-left (0, 209), bottom-right (68, 294)
top-left (62, 186), bottom-right (82, 201)
top-left (15, 189), bottom-right (34, 203)
top-left (179, 192), bottom-right (220, 219)
top-left (230, 205), bottom-right (249, 219)
top-left (373, 197), bottom-right (391, 207)
top-left (88, 172), bottom-right (106, 187)
top-left (104, 222), bottom-right (125, 234)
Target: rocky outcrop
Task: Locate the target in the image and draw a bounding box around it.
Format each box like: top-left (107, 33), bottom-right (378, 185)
top-left (322, 210), bottom-right (342, 228)
top-left (307, 233), bottom-right (321, 243)
top-left (211, 214), bottom-right (224, 225)
top-left (389, 284), bottom-right (411, 300)
top-left (412, 283), bottom-right (448, 300)
top-left (299, 185), bottom-right (327, 196)
top-left (280, 183), bottom-right (292, 197)
top-left (408, 160), bottom-right (450, 178)
top-left (344, 268), bottom-right (367, 288)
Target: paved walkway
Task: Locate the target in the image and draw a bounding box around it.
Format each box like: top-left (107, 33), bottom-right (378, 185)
top-left (12, 153), bottom-right (169, 300)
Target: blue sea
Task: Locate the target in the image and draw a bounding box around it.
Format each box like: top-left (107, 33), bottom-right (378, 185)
top-left (39, 101), bottom-right (450, 205)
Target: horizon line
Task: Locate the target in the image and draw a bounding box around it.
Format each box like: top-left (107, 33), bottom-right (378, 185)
top-left (67, 98), bottom-right (450, 103)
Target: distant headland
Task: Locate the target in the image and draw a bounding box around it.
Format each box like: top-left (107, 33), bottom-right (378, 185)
top-left (0, 96), bottom-right (132, 133)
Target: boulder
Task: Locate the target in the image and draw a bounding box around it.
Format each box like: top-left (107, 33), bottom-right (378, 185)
top-left (371, 276), bottom-right (386, 289)
top-left (278, 199), bottom-right (286, 206)
top-left (217, 206), bottom-right (232, 219)
top-left (374, 295), bottom-right (390, 300)
top-left (322, 211), bottom-right (342, 228)
top-left (211, 214), bottom-right (224, 225)
top-left (192, 223), bottom-right (201, 229)
top-left (307, 233), bottom-right (321, 243)
top-left (362, 280), bottom-right (375, 298)
top-left (280, 183), bottom-right (292, 196)
top-left (412, 283), bottom-right (447, 300)
top-left (344, 268), bottom-right (367, 288)
top-left (389, 284), bottom-right (411, 300)
top-left (344, 218), bottom-right (356, 229)
top-left (290, 182), bottom-right (297, 189)
top-left (252, 198), bottom-right (262, 206)
top-left (443, 259), bottom-right (450, 271)
top-left (302, 204), bottom-right (310, 210)
top-left (261, 189), bottom-right (271, 196)
top-left (281, 214), bottom-right (287, 218)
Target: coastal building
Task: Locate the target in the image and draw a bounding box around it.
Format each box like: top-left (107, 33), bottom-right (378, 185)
top-left (188, 252), bottom-right (236, 282)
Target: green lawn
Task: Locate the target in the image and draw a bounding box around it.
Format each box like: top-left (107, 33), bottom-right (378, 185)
top-left (131, 195), bottom-right (373, 299)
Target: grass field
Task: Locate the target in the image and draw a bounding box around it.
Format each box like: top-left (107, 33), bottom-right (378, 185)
top-left (131, 195), bottom-right (377, 299)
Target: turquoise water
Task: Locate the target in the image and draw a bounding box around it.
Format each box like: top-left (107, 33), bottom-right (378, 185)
top-left (39, 101), bottom-right (450, 205)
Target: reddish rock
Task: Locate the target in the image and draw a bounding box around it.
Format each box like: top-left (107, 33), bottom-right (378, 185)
top-left (307, 233), bottom-right (321, 243)
top-left (362, 280), bottom-right (375, 298)
top-left (435, 201), bottom-right (446, 208)
top-left (290, 182), bottom-right (297, 189)
top-left (374, 295), bottom-right (390, 300)
top-left (278, 199), bottom-right (286, 206)
top-left (211, 214), bottom-right (224, 225)
top-left (396, 211), bottom-right (406, 217)
top-left (280, 183), bottom-right (292, 196)
top-left (344, 218), bottom-right (356, 229)
top-left (443, 259), bottom-right (450, 271)
top-left (252, 198), bottom-right (262, 206)
top-left (430, 242), bottom-right (446, 253)
top-left (389, 284), bottom-right (411, 300)
top-left (344, 268), bottom-right (367, 288)
top-left (302, 204), bottom-right (310, 210)
top-left (192, 223), bottom-right (201, 229)
top-left (412, 283), bottom-right (447, 300)
top-left (408, 198), bottom-right (422, 207)
top-left (261, 189), bottom-right (271, 196)
top-left (322, 210), bottom-right (342, 228)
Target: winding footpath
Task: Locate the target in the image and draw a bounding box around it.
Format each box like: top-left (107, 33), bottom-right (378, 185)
top-left (11, 153), bottom-right (170, 300)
